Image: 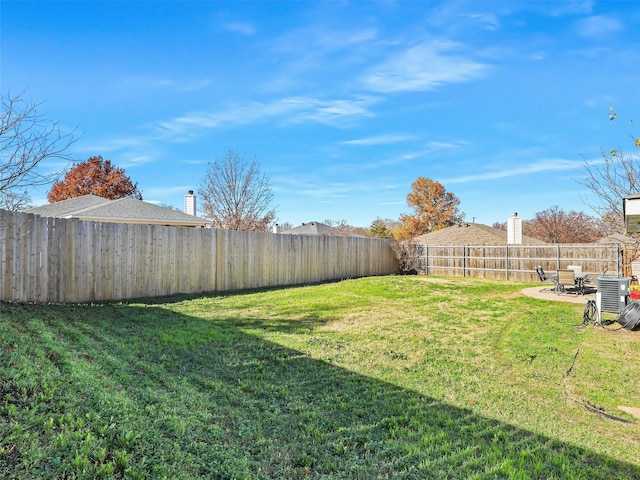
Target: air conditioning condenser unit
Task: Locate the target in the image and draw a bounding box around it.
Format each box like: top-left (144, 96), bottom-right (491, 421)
top-left (597, 277), bottom-right (629, 314)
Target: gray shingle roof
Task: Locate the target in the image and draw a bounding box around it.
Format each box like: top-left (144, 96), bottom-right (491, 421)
top-left (26, 195), bottom-right (210, 227)
top-left (597, 233), bottom-right (638, 245)
top-left (280, 221), bottom-right (368, 237)
top-left (281, 221), bottom-right (338, 235)
top-left (413, 223), bottom-right (547, 245)
top-left (26, 195), bottom-right (110, 217)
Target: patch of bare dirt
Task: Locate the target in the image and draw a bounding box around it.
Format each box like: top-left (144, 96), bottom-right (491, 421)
top-left (617, 406), bottom-right (640, 420)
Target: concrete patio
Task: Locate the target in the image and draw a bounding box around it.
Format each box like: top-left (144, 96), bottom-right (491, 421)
top-left (521, 286), bottom-right (597, 304)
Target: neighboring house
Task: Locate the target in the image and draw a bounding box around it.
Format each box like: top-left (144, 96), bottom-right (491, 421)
top-left (25, 194), bottom-right (210, 228)
top-left (279, 221), bottom-right (337, 235)
top-left (412, 222), bottom-right (547, 245)
top-left (278, 221), bottom-right (366, 237)
top-left (597, 233), bottom-right (638, 245)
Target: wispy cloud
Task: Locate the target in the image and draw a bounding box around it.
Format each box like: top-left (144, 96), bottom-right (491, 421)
top-left (576, 15), bottom-right (623, 38)
top-left (271, 25), bottom-right (378, 57)
top-left (428, 140), bottom-right (469, 150)
top-left (358, 139), bottom-right (470, 170)
top-left (275, 172), bottom-right (392, 201)
top-left (545, 0), bottom-right (594, 17)
top-left (299, 182), bottom-right (351, 199)
top-left (464, 13), bottom-right (500, 31)
top-left (223, 21), bottom-right (255, 36)
top-left (362, 40), bottom-right (490, 93)
top-left (340, 134), bottom-right (416, 146)
top-left (263, 25), bottom-right (379, 93)
top-left (287, 97), bottom-right (378, 126)
top-left (77, 95), bottom-right (379, 163)
top-left (274, 176), bottom-right (352, 199)
top-left (443, 158), bottom-right (582, 184)
top-left (119, 75), bottom-right (212, 92)
top-left (154, 96), bottom-right (379, 136)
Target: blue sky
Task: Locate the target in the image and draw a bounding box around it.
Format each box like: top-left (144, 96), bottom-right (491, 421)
top-left (3, 1), bottom-right (640, 228)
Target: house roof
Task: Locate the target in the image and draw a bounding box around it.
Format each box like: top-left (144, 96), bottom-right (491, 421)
top-left (413, 223), bottom-right (547, 246)
top-left (281, 221), bottom-right (339, 236)
top-left (280, 221), bottom-right (367, 237)
top-left (597, 233), bottom-right (638, 245)
top-left (26, 194), bottom-right (110, 217)
top-left (26, 195), bottom-right (210, 227)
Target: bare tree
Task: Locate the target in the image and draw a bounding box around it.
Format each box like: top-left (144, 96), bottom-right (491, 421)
top-left (390, 239), bottom-right (422, 274)
top-left (597, 210), bottom-right (623, 238)
top-left (158, 202), bottom-right (182, 212)
top-left (323, 219), bottom-right (350, 230)
top-left (0, 189), bottom-right (31, 211)
top-left (523, 206), bottom-right (602, 243)
top-left (324, 219), bottom-right (371, 237)
top-left (198, 150), bottom-right (276, 231)
top-left (0, 91), bottom-right (76, 210)
top-left (492, 221), bottom-right (506, 231)
top-left (580, 149), bottom-right (640, 234)
top-left (580, 107), bottom-right (640, 234)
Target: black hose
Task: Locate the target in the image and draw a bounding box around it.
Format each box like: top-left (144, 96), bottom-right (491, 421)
top-left (578, 299), bottom-right (620, 330)
top-left (583, 300), bottom-right (598, 326)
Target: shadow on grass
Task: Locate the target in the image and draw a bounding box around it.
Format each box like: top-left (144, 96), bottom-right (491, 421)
top-left (1, 300), bottom-right (639, 479)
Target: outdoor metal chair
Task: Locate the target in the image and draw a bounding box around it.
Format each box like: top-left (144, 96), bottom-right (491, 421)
top-left (556, 269), bottom-right (579, 295)
top-left (575, 273), bottom-right (594, 294)
top-left (568, 265), bottom-right (582, 275)
top-left (566, 265), bottom-right (595, 293)
top-left (535, 266), bottom-right (557, 292)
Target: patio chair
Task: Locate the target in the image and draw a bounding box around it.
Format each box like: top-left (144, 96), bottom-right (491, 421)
top-left (580, 275), bottom-right (596, 294)
top-left (567, 264), bottom-right (595, 293)
top-left (556, 269), bottom-right (579, 295)
top-left (535, 266), bottom-right (557, 292)
top-left (567, 265), bottom-right (582, 275)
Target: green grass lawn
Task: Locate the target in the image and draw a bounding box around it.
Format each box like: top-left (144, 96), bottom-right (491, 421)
top-left (1, 276), bottom-right (639, 479)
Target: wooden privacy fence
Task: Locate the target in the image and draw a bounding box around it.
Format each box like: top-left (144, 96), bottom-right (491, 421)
top-left (0, 209), bottom-right (397, 303)
top-left (418, 243), bottom-right (622, 281)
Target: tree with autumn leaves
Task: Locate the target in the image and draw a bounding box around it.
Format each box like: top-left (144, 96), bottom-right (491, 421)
top-left (395, 177), bottom-right (464, 240)
top-left (47, 156), bottom-right (142, 202)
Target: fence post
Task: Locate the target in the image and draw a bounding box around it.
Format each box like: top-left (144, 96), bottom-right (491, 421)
top-left (506, 244), bottom-right (509, 280)
top-left (425, 244), bottom-right (429, 275)
top-left (463, 246), bottom-right (466, 277)
top-left (557, 244), bottom-right (561, 270)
